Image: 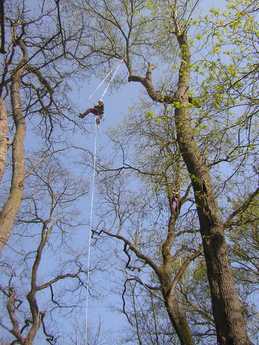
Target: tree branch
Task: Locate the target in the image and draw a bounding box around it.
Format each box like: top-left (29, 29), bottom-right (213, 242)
top-left (0, 0), bottom-right (6, 54)
top-left (0, 38), bottom-right (27, 251)
top-left (99, 229), bottom-right (162, 279)
top-left (224, 187), bottom-right (259, 229)
top-left (0, 97), bottom-right (8, 182)
top-left (128, 63), bottom-right (177, 104)
top-left (7, 288), bottom-right (24, 343)
top-left (171, 249), bottom-right (202, 291)
top-left (37, 270), bottom-right (83, 291)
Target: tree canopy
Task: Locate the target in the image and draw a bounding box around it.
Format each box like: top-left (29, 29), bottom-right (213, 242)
top-left (0, 1), bottom-right (258, 344)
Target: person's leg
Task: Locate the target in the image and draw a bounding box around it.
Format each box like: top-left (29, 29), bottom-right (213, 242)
top-left (79, 108), bottom-right (94, 118)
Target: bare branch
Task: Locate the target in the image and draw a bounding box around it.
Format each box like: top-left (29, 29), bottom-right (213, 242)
top-left (98, 229), bottom-right (162, 279)
top-left (224, 187), bottom-right (259, 229)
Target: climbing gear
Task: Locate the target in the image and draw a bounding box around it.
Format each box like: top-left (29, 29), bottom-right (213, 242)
top-left (81, 58), bottom-right (124, 126)
top-left (84, 58), bottom-right (124, 343)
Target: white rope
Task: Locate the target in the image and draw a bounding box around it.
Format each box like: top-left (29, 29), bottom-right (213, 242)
top-left (84, 58), bottom-right (124, 345)
top-left (100, 59), bottom-right (124, 101)
top-left (88, 58), bottom-right (123, 101)
top-left (85, 121), bottom-right (98, 345)
top-left (88, 69), bottom-right (113, 101)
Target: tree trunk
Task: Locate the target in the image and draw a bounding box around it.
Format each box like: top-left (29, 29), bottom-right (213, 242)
top-left (174, 32), bottom-right (251, 345)
top-left (0, 97), bottom-right (8, 182)
top-left (159, 193), bottom-right (195, 345)
top-left (162, 284), bottom-right (194, 345)
top-left (0, 69), bottom-right (26, 250)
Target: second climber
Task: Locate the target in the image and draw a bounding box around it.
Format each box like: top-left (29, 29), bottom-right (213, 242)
top-left (79, 100), bottom-right (104, 126)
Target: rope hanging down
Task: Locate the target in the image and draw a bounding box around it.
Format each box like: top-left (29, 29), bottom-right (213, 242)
top-left (85, 122), bottom-right (98, 344)
top-left (84, 58), bottom-right (124, 344)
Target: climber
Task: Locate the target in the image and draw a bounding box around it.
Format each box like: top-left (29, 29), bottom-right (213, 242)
top-left (79, 100), bottom-right (104, 125)
top-left (171, 193), bottom-right (180, 215)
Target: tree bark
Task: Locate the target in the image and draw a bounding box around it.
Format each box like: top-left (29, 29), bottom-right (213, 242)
top-left (0, 53), bottom-right (26, 251)
top-left (0, 97), bottom-right (8, 182)
top-left (160, 205), bottom-right (195, 345)
top-left (0, 0), bottom-right (6, 54)
top-left (173, 32), bottom-right (251, 345)
top-left (103, 227), bottom-right (195, 344)
top-left (161, 275), bottom-right (194, 345)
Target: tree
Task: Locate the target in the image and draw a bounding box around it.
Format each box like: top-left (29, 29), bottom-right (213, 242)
top-left (0, 0), bottom-right (6, 54)
top-left (75, 0), bottom-right (258, 344)
top-left (0, 97), bottom-right (8, 182)
top-left (0, 0), bottom-right (86, 250)
top-left (0, 1), bottom-right (97, 343)
top-left (1, 0), bottom-right (257, 343)
top-left (0, 155), bottom-right (88, 344)
top-left (121, 278), bottom-right (179, 345)
top-left (94, 104), bottom-right (214, 344)
top-left (0, 37), bottom-right (26, 250)
top-left (95, 106), bottom-right (204, 345)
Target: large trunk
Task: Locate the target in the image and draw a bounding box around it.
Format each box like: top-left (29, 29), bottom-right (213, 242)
top-left (160, 198), bottom-right (194, 345)
top-left (0, 69), bottom-right (26, 250)
top-left (0, 97), bottom-right (8, 182)
top-left (162, 285), bottom-right (194, 345)
top-left (202, 225), bottom-right (250, 345)
top-left (174, 33), bottom-right (251, 345)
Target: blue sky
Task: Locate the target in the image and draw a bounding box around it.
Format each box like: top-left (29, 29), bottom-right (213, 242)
top-left (5, 0), bottom-right (256, 344)
top-left (74, 1), bottom-right (228, 343)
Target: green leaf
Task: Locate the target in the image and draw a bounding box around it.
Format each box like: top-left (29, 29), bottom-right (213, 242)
top-left (173, 101), bottom-right (181, 109)
top-left (227, 64), bottom-right (237, 77)
top-left (145, 111), bottom-right (154, 119)
top-left (195, 34), bottom-right (203, 40)
top-left (212, 45), bottom-right (221, 54)
top-left (210, 8), bottom-right (220, 16)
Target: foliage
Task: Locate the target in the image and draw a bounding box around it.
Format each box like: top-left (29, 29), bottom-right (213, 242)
top-left (0, 0), bottom-right (258, 344)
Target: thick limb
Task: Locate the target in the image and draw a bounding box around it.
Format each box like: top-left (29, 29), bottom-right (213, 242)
top-left (0, 0), bottom-right (6, 54)
top-left (173, 32), bottom-right (251, 345)
top-left (0, 98), bottom-right (8, 182)
top-left (0, 39), bottom-right (27, 251)
top-left (128, 31), bottom-right (251, 345)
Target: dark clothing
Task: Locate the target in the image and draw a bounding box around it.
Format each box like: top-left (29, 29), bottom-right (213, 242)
top-left (80, 108), bottom-right (100, 117)
top-left (95, 102), bottom-right (104, 115)
top-left (79, 101), bottom-right (104, 125)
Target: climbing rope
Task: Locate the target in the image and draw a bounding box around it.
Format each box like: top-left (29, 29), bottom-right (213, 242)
top-left (88, 69), bottom-right (113, 101)
top-left (88, 58), bottom-right (124, 102)
top-left (84, 58), bottom-right (124, 345)
top-left (85, 121), bottom-right (98, 345)
top-left (100, 59), bottom-right (124, 101)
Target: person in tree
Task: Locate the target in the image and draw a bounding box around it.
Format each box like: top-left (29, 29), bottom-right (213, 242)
top-left (171, 192), bottom-right (180, 215)
top-left (79, 100), bottom-right (104, 125)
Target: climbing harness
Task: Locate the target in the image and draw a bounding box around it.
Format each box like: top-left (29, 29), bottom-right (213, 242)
top-left (81, 59), bottom-right (124, 127)
top-left (84, 58), bottom-right (124, 344)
